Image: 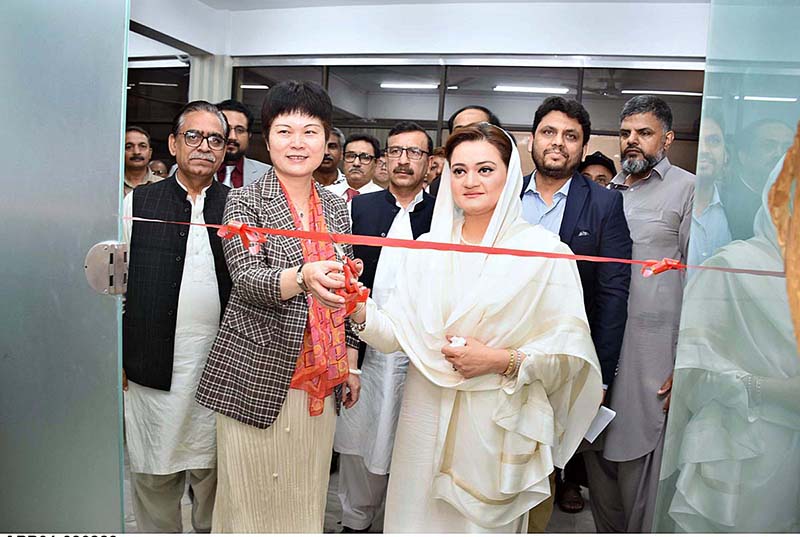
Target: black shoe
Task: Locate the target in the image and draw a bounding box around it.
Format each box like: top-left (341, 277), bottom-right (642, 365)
top-left (341, 525), bottom-right (367, 533)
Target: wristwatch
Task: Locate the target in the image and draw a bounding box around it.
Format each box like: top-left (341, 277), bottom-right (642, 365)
top-left (296, 263), bottom-right (309, 293)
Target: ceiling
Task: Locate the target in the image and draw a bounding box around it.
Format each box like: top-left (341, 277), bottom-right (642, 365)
top-left (198, 0), bottom-right (709, 10)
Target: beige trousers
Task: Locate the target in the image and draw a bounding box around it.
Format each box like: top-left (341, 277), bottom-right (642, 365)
top-left (526, 471), bottom-right (556, 532)
top-left (212, 389), bottom-right (336, 533)
top-left (131, 468), bottom-right (216, 533)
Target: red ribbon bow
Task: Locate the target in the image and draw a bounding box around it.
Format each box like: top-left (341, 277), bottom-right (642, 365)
top-left (217, 220), bottom-right (267, 255)
top-left (641, 258), bottom-right (683, 278)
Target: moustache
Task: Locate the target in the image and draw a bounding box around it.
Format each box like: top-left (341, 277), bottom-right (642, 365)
top-left (130, 156), bottom-right (145, 161)
top-left (189, 152), bottom-right (216, 163)
top-left (226, 140), bottom-right (240, 148)
top-left (544, 148), bottom-right (568, 158)
top-left (392, 166), bottom-right (413, 175)
top-left (624, 146), bottom-right (643, 155)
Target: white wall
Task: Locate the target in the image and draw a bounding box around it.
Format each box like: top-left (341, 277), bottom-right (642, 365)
top-left (131, 0), bottom-right (227, 55)
top-left (130, 1), bottom-right (709, 59)
top-left (228, 2), bottom-right (709, 58)
top-left (128, 32), bottom-right (184, 57)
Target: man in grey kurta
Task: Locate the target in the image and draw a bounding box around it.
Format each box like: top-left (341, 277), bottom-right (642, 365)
top-left (583, 95), bottom-right (694, 533)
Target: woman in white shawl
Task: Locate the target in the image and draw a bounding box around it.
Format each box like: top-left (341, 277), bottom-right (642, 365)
top-left (654, 156), bottom-right (800, 532)
top-left (347, 123), bottom-right (602, 532)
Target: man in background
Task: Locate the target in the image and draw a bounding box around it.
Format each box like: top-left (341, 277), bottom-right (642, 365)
top-left (579, 151), bottom-right (617, 187)
top-left (314, 126), bottom-right (346, 186)
top-left (215, 99), bottom-right (270, 188)
top-left (333, 121), bottom-right (436, 533)
top-left (447, 104), bottom-right (502, 132)
top-left (328, 133), bottom-right (383, 207)
top-left (148, 159), bottom-right (169, 178)
top-left (722, 118), bottom-right (793, 239)
top-left (373, 152), bottom-right (389, 189)
top-left (425, 147), bottom-right (445, 195)
top-left (124, 126), bottom-right (161, 195)
top-left (586, 95), bottom-right (694, 533)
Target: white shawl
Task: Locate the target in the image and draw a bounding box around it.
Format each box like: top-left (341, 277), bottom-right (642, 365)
top-left (358, 137), bottom-right (602, 527)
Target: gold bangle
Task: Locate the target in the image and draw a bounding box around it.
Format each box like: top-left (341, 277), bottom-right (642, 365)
top-left (503, 348), bottom-right (516, 376)
top-left (512, 349), bottom-right (524, 377)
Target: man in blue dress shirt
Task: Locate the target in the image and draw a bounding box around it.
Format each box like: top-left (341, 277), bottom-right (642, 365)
top-left (521, 97), bottom-right (632, 531)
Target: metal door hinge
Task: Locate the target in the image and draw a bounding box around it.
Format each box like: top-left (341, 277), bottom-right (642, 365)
top-left (84, 241), bottom-right (128, 295)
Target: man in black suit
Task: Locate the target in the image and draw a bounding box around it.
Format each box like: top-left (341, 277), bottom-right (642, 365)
top-left (520, 97), bottom-right (632, 529)
top-left (333, 121), bottom-right (436, 532)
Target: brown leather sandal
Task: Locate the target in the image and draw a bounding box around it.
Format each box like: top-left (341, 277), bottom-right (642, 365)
top-left (557, 481), bottom-right (585, 513)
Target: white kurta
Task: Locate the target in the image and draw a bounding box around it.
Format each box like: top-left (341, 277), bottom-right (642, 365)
top-left (333, 192), bottom-right (422, 474)
top-left (122, 182), bottom-right (220, 475)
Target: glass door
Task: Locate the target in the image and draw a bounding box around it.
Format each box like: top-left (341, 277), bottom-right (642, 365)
top-left (0, 0), bottom-right (129, 531)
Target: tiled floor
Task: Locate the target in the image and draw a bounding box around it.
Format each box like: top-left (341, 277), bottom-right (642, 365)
top-left (124, 450), bottom-right (596, 534)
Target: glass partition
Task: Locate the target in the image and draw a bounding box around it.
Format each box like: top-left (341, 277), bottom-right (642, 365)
top-left (654, 0), bottom-right (800, 532)
top-left (0, 0), bottom-right (128, 531)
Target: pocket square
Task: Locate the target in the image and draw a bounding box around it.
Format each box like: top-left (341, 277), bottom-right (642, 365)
top-left (578, 230), bottom-right (591, 237)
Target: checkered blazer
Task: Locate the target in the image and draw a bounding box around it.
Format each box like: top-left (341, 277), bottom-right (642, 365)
top-left (195, 169), bottom-right (358, 429)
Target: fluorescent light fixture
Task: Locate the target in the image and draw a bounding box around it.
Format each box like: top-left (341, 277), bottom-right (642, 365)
top-left (240, 84), bottom-right (270, 90)
top-left (138, 81), bottom-right (179, 87)
top-left (380, 82), bottom-right (439, 90)
top-left (743, 95), bottom-right (798, 103)
top-left (493, 85), bottom-right (569, 94)
top-left (621, 89), bottom-right (702, 97)
top-left (705, 95), bottom-right (723, 100)
top-left (447, 85), bottom-right (459, 90)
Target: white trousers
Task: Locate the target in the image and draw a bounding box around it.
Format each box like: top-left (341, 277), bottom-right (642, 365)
top-left (338, 454), bottom-right (389, 531)
top-left (131, 468), bottom-right (216, 533)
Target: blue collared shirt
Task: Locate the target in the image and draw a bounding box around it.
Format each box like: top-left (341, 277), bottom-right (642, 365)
top-left (688, 184), bottom-right (732, 274)
top-left (521, 172), bottom-right (571, 235)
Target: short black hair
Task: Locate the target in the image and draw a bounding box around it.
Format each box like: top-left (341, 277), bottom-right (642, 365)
top-left (387, 121), bottom-right (433, 153)
top-left (171, 101), bottom-right (229, 138)
top-left (532, 96), bottom-right (592, 146)
top-left (447, 105), bottom-right (503, 132)
top-left (345, 133), bottom-right (381, 157)
top-left (260, 80), bottom-right (332, 139)
top-left (217, 99), bottom-right (255, 132)
top-left (125, 126), bottom-right (151, 145)
top-left (620, 95), bottom-right (673, 132)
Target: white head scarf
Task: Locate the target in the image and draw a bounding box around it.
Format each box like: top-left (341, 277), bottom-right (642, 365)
top-left (366, 127), bottom-right (602, 526)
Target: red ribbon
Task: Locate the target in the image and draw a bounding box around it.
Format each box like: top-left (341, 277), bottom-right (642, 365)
top-left (124, 217), bottom-right (786, 279)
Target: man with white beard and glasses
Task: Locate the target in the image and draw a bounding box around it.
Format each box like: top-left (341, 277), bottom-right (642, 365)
top-left (584, 95), bottom-right (694, 533)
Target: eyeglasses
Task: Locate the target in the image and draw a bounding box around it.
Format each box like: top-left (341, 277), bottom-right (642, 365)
top-left (178, 130), bottom-right (226, 150)
top-left (343, 152), bottom-right (376, 164)
top-left (230, 126), bottom-right (248, 136)
top-left (385, 146), bottom-right (429, 160)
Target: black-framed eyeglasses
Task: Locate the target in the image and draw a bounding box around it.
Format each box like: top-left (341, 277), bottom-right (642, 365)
top-left (178, 130), bottom-right (226, 150)
top-left (343, 152), bottom-right (376, 164)
top-left (385, 146), bottom-right (429, 160)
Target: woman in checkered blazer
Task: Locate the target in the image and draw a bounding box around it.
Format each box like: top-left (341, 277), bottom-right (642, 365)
top-left (196, 81), bottom-right (361, 532)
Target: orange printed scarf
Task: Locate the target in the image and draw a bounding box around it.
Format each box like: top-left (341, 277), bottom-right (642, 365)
top-left (282, 182), bottom-right (349, 416)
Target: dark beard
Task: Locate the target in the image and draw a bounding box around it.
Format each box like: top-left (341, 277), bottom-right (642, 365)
top-left (224, 149), bottom-right (244, 163)
top-left (532, 152), bottom-right (579, 179)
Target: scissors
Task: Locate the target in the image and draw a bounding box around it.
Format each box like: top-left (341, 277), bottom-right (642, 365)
top-left (331, 239), bottom-right (370, 315)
